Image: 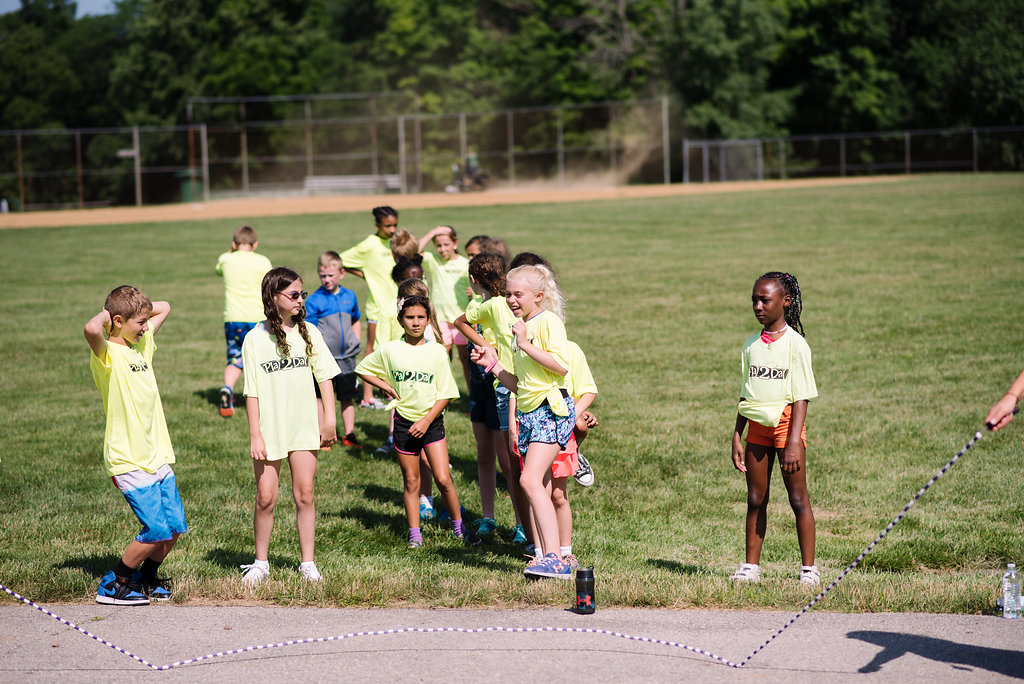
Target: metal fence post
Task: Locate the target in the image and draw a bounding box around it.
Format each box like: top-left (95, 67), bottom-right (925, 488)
top-left (756, 139), bottom-right (764, 181)
top-left (972, 128), bottom-right (978, 172)
top-left (305, 100), bottom-right (314, 178)
top-left (609, 103), bottom-right (617, 182)
top-left (507, 110), bottom-right (515, 187)
top-left (132, 126), bottom-right (142, 206)
top-left (683, 139), bottom-right (689, 183)
top-left (779, 138), bottom-right (786, 179)
top-left (75, 131), bottom-right (84, 207)
top-left (702, 142), bottom-right (709, 183)
top-left (557, 107), bottom-right (565, 184)
top-left (904, 130), bottom-right (911, 174)
top-left (17, 133), bottom-right (24, 209)
top-left (239, 101), bottom-right (249, 193)
top-left (201, 123), bottom-right (210, 202)
top-left (662, 95), bottom-right (670, 183)
top-left (839, 136), bottom-right (846, 177)
top-left (397, 115), bottom-right (407, 194)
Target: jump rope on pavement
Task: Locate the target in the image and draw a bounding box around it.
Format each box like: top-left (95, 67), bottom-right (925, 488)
top-left (0, 421), bottom-right (1008, 671)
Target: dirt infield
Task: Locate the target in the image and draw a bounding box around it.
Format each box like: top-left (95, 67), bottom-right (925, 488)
top-left (0, 176), bottom-right (909, 230)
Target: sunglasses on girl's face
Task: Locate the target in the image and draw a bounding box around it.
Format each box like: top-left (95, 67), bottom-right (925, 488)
top-left (279, 291), bottom-right (308, 301)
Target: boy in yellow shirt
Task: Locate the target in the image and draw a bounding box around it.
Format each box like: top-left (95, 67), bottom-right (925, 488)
top-left (215, 225), bottom-right (272, 417)
top-left (85, 285), bottom-right (187, 605)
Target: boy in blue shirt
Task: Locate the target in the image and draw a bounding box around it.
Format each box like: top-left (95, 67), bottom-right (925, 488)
top-left (305, 251), bottom-right (363, 446)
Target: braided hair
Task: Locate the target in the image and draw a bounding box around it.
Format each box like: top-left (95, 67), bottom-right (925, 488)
top-left (262, 267), bottom-right (314, 358)
top-left (757, 271), bottom-right (804, 336)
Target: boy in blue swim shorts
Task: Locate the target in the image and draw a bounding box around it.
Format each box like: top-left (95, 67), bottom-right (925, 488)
top-left (85, 285), bottom-right (188, 605)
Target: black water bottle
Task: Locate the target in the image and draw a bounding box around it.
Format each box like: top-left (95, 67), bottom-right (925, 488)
top-left (574, 567), bottom-right (595, 614)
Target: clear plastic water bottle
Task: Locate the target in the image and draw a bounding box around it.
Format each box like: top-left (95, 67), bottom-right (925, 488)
top-left (1003, 563), bottom-right (1021, 619)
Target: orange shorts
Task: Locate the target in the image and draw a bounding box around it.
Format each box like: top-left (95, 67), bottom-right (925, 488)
top-left (745, 404), bottom-right (807, 449)
top-left (551, 433), bottom-right (579, 479)
top-left (511, 431), bottom-right (578, 478)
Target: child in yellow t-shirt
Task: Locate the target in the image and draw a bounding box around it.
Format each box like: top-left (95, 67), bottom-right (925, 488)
top-left (470, 264), bottom-right (576, 580)
top-left (418, 225), bottom-right (472, 386)
top-left (730, 271), bottom-right (819, 586)
top-left (357, 294), bottom-right (480, 548)
top-left (240, 267), bottom-right (341, 586)
top-left (85, 285), bottom-right (186, 605)
top-left (215, 224), bottom-right (272, 418)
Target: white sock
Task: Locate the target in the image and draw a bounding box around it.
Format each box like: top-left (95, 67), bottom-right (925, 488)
top-left (560, 546), bottom-right (572, 556)
top-left (250, 559), bottom-right (269, 569)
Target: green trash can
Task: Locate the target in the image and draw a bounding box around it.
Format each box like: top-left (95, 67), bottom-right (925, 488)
top-left (177, 169), bottom-right (199, 203)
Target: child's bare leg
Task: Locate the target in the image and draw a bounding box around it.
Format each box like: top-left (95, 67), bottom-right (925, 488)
top-left (396, 449), bottom-right (422, 528)
top-left (120, 540), bottom-right (165, 568)
top-left (742, 443), bottom-right (775, 565)
top-left (520, 442), bottom-right (561, 556)
top-left (224, 364), bottom-right (242, 391)
top-left (424, 441), bottom-right (462, 522)
top-left (340, 399), bottom-right (355, 436)
top-left (288, 450), bottom-right (318, 563)
top-left (418, 453), bottom-right (433, 500)
top-left (362, 323), bottom-right (377, 403)
top-left (781, 451), bottom-right (816, 567)
top-left (253, 460), bottom-right (283, 560)
top-left (456, 342), bottom-right (472, 390)
top-left (573, 421), bottom-right (589, 448)
top-left (494, 428), bottom-right (523, 525)
top-left (472, 421), bottom-right (496, 520)
top-left (551, 476), bottom-right (572, 548)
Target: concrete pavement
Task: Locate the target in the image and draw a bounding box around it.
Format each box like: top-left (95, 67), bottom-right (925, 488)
top-left (2, 603), bottom-right (1023, 682)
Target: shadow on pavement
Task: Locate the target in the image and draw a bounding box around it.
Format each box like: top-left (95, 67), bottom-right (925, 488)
top-left (849, 630), bottom-right (1024, 679)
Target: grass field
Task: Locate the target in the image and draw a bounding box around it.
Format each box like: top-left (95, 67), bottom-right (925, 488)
top-left (1, 173), bottom-right (1022, 613)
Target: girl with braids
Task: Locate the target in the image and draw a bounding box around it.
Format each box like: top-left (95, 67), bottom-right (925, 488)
top-left (239, 267), bottom-right (341, 585)
top-left (454, 252), bottom-right (526, 541)
top-left (730, 271), bottom-right (819, 586)
top-left (357, 295), bottom-right (481, 547)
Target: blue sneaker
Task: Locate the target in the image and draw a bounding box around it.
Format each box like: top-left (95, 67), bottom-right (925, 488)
top-left (523, 553), bottom-right (573, 580)
top-left (130, 570), bottom-right (172, 601)
top-left (96, 571), bottom-right (150, 605)
top-left (472, 517), bottom-right (497, 538)
top-left (437, 504), bottom-right (466, 524)
top-left (509, 525), bottom-right (527, 545)
top-left (419, 501), bottom-right (436, 522)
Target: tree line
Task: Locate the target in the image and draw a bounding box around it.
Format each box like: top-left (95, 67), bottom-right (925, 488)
top-left (2, 0), bottom-right (1022, 137)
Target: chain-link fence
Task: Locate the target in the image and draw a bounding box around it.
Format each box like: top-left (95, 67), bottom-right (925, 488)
top-left (0, 95), bottom-right (670, 211)
top-left (683, 126), bottom-right (1024, 183)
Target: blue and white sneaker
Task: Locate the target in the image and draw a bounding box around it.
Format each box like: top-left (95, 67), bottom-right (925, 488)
top-left (96, 571), bottom-right (150, 605)
top-left (130, 570), bottom-right (172, 601)
top-left (472, 517), bottom-right (498, 538)
top-left (523, 553), bottom-right (573, 580)
top-left (419, 501), bottom-right (436, 522)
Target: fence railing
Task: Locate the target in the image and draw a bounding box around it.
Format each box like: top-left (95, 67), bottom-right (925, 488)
top-left (0, 97), bottom-right (670, 211)
top-left (683, 126), bottom-right (1024, 183)
top-left (3, 110), bottom-right (1022, 211)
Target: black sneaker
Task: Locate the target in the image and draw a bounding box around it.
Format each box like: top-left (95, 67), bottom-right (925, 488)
top-left (131, 570), bottom-right (172, 601)
top-left (218, 387), bottom-right (234, 418)
top-left (96, 571), bottom-right (150, 606)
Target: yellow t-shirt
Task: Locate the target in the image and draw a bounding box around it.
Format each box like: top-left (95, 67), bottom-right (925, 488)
top-left (216, 250), bottom-right (272, 323)
top-left (421, 252), bottom-right (470, 323)
top-left (512, 310), bottom-right (570, 415)
top-left (356, 339), bottom-right (459, 422)
top-left (738, 329), bottom-right (817, 427)
top-left (90, 330), bottom-right (175, 476)
top-left (242, 323), bottom-right (341, 461)
top-left (340, 234), bottom-right (398, 323)
top-left (564, 341), bottom-right (598, 402)
top-left (465, 296), bottom-right (516, 390)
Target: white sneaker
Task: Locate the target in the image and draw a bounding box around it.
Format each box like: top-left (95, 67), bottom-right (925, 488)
top-left (730, 562), bottom-right (761, 582)
top-left (799, 565), bottom-right (820, 586)
top-left (241, 560), bottom-right (270, 586)
top-left (299, 561), bottom-right (323, 582)
top-left (574, 452), bottom-right (594, 487)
